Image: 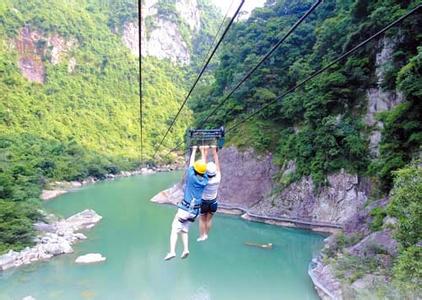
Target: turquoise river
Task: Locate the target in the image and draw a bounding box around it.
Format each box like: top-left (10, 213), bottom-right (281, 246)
top-left (0, 171), bottom-right (325, 300)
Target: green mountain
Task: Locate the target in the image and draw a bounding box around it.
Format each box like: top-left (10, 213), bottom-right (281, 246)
top-left (0, 0), bottom-right (219, 252)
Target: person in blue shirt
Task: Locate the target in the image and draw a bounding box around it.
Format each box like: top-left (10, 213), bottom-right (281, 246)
top-left (164, 146), bottom-right (208, 261)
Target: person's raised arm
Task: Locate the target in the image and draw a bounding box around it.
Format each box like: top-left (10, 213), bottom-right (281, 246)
top-left (199, 145), bottom-right (209, 163)
top-left (211, 145), bottom-right (220, 173)
top-left (189, 146), bottom-right (197, 167)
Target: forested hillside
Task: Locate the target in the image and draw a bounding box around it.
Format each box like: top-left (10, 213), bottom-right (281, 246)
top-left (189, 0), bottom-right (421, 295)
top-left (0, 0), bottom-right (218, 253)
top-left (191, 0), bottom-right (421, 190)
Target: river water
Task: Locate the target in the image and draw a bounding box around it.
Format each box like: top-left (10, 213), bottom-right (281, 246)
top-left (0, 171), bottom-right (324, 300)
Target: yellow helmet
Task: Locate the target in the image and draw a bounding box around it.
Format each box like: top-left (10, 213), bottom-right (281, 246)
top-left (193, 160), bottom-right (207, 175)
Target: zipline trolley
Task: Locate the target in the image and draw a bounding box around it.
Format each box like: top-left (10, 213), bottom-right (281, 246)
top-left (188, 127), bottom-right (225, 149)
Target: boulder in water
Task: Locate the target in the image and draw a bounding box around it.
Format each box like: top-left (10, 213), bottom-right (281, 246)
top-left (66, 209), bottom-right (102, 230)
top-left (75, 253), bottom-right (106, 264)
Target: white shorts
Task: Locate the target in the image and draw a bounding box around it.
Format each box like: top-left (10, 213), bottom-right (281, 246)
top-left (172, 209), bottom-right (197, 233)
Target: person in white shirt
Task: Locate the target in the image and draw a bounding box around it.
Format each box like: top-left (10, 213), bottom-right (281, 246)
top-left (197, 145), bottom-right (221, 242)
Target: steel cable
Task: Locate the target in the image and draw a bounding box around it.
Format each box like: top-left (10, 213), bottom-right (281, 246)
top-left (152, 0), bottom-right (246, 159)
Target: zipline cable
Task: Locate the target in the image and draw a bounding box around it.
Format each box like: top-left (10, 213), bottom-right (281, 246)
top-left (138, 0), bottom-right (144, 163)
top-left (157, 0), bottom-right (235, 158)
top-left (197, 0), bottom-right (322, 128)
top-left (200, 0), bottom-right (236, 71)
top-left (152, 0), bottom-right (246, 159)
top-left (225, 4), bottom-right (422, 134)
top-left (165, 4), bottom-right (421, 155)
top-left (163, 0), bottom-right (322, 155)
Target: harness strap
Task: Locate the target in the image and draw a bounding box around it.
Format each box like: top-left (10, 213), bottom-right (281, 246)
top-left (181, 199), bottom-right (201, 210)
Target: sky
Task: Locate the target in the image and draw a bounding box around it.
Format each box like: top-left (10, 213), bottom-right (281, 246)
top-left (210, 0), bottom-right (266, 18)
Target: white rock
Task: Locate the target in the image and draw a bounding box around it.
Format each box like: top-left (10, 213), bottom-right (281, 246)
top-left (74, 233), bottom-right (87, 240)
top-left (70, 181), bottom-right (82, 188)
top-left (0, 250), bottom-right (19, 271)
top-left (66, 209), bottom-right (102, 230)
top-left (82, 177), bottom-right (96, 185)
top-left (60, 241), bottom-right (74, 254)
top-left (75, 253), bottom-right (106, 264)
top-left (1, 209), bottom-right (101, 271)
top-left (38, 252), bottom-right (53, 260)
top-left (22, 296), bottom-right (36, 300)
top-left (40, 189), bottom-right (67, 201)
top-left (42, 243), bottom-right (63, 256)
top-left (34, 222), bottom-right (56, 233)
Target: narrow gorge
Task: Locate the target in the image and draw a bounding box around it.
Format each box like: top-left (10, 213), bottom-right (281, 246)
top-left (0, 0), bottom-right (420, 299)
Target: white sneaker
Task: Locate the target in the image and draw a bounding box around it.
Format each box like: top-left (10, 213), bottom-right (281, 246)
top-left (197, 235), bottom-right (208, 242)
top-left (181, 251), bottom-right (189, 259)
top-left (164, 252), bottom-right (176, 261)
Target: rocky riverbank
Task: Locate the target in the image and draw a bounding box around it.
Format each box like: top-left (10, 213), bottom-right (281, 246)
top-left (41, 164), bottom-right (181, 200)
top-left (0, 209), bottom-right (102, 271)
top-left (308, 197), bottom-right (403, 299)
top-left (3, 164), bottom-right (180, 272)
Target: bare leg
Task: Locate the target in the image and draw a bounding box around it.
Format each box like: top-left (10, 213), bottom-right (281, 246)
top-left (169, 228), bottom-right (178, 254)
top-left (199, 215), bottom-right (207, 238)
top-left (181, 232), bottom-right (189, 258)
top-left (164, 216), bottom-right (178, 260)
top-left (205, 213), bottom-right (213, 236)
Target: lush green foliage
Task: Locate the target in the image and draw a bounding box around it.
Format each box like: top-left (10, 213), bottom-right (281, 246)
top-left (0, 0), bottom-right (217, 252)
top-left (369, 206), bottom-right (386, 232)
top-left (393, 245), bottom-right (422, 291)
top-left (387, 165), bottom-right (422, 248)
top-left (190, 0), bottom-right (421, 187)
top-left (387, 165), bottom-right (422, 292)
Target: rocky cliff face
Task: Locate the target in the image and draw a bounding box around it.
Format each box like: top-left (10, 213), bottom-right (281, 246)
top-left (217, 147), bottom-right (278, 208)
top-left (365, 37), bottom-right (404, 156)
top-left (151, 146), bottom-right (278, 207)
top-left (151, 146), bottom-right (369, 230)
top-left (309, 38), bottom-right (410, 300)
top-left (250, 171), bottom-right (369, 225)
top-left (14, 26), bottom-right (77, 83)
top-left (123, 0), bottom-right (201, 64)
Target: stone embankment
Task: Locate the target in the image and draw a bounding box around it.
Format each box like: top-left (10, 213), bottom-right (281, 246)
top-left (0, 209), bottom-right (102, 271)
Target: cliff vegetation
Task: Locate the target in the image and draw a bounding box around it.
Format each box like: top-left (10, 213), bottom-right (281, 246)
top-left (189, 0), bottom-right (421, 295)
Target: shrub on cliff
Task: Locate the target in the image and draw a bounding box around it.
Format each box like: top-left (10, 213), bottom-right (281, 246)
top-left (393, 245), bottom-right (422, 292)
top-left (387, 164), bottom-right (422, 291)
top-left (387, 165), bottom-right (422, 248)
